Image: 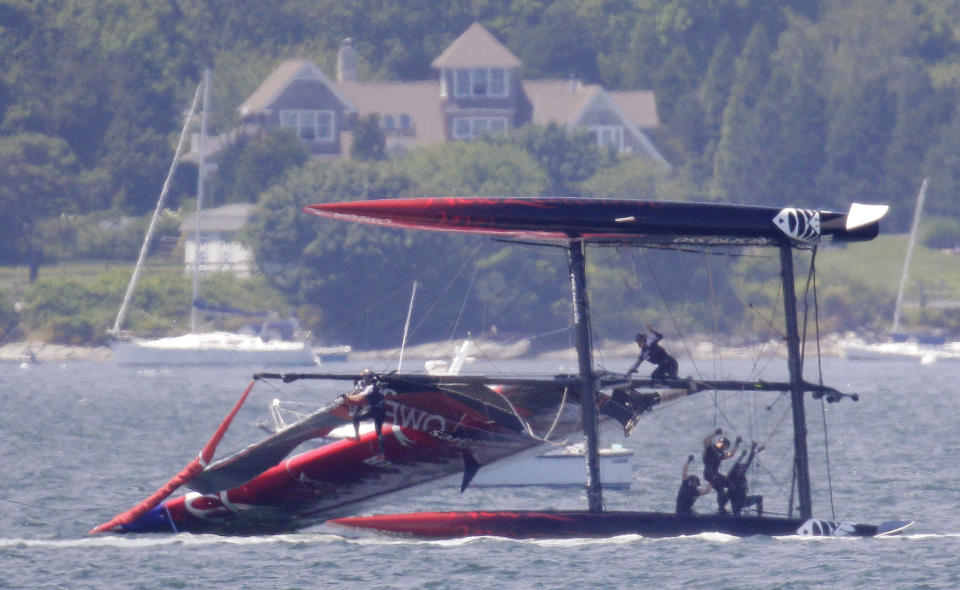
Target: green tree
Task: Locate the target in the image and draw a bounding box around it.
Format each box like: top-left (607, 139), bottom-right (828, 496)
top-left (711, 24), bottom-right (774, 202)
top-left (486, 124), bottom-right (602, 197)
top-left (212, 128), bottom-right (309, 205)
top-left (0, 133), bottom-right (77, 280)
top-left (883, 68), bottom-right (954, 228)
top-left (402, 140), bottom-right (547, 197)
top-left (582, 157), bottom-right (669, 199)
top-left (816, 76), bottom-right (895, 211)
top-left (514, 0), bottom-right (600, 82)
top-left (350, 114), bottom-right (386, 161)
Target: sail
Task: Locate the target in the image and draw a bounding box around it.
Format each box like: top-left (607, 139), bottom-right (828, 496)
top-left (304, 198), bottom-right (887, 245)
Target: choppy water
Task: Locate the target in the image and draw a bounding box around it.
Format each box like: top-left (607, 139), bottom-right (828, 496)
top-left (2, 357), bottom-right (959, 589)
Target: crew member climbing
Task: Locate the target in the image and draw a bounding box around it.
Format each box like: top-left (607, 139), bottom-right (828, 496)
top-left (626, 323), bottom-right (679, 383)
top-left (701, 428), bottom-right (741, 515)
top-left (344, 369), bottom-right (387, 457)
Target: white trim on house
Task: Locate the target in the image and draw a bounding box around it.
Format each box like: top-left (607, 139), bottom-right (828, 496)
top-left (569, 90), bottom-right (669, 166)
top-left (280, 109), bottom-right (336, 141)
top-left (451, 115), bottom-right (508, 139)
top-left (453, 67), bottom-right (510, 98)
top-left (589, 124), bottom-right (624, 151)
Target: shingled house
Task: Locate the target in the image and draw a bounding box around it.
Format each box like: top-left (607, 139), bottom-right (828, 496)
top-left (236, 23), bottom-right (666, 163)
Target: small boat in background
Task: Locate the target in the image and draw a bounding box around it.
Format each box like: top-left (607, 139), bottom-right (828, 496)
top-left (470, 441), bottom-right (634, 489)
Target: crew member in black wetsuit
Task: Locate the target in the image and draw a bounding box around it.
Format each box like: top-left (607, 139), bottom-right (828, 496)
top-left (727, 441), bottom-right (764, 516)
top-left (702, 428), bottom-right (741, 515)
top-left (676, 455), bottom-right (712, 515)
top-left (626, 324), bottom-right (679, 384)
top-left (345, 369), bottom-right (387, 456)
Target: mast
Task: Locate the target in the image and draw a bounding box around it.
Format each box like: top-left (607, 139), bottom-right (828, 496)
top-left (567, 239), bottom-right (603, 512)
top-left (892, 178), bottom-right (929, 334)
top-left (191, 68), bottom-right (211, 334)
top-left (111, 82), bottom-right (202, 335)
top-left (779, 242), bottom-right (812, 519)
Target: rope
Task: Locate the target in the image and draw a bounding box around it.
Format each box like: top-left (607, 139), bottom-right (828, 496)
top-left (484, 385), bottom-right (569, 446)
top-left (797, 248), bottom-right (837, 520)
top-left (640, 249), bottom-right (702, 380)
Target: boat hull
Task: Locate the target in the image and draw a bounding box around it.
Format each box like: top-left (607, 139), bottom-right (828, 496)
top-left (469, 447), bottom-right (633, 489)
top-left (112, 333), bottom-right (317, 366)
top-left (328, 510), bottom-right (912, 539)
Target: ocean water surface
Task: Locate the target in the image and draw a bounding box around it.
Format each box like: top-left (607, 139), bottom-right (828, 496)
top-left (1, 357), bottom-right (958, 589)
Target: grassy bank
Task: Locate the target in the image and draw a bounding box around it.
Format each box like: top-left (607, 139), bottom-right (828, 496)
top-left (1, 234), bottom-right (957, 346)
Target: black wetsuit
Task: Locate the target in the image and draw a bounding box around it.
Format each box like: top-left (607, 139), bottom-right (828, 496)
top-left (676, 476), bottom-right (702, 515)
top-left (628, 330), bottom-right (679, 382)
top-left (353, 381), bottom-right (387, 453)
top-left (727, 449), bottom-right (763, 516)
top-left (702, 444), bottom-right (731, 513)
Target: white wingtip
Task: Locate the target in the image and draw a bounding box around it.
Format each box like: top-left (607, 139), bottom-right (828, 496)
top-left (845, 203), bottom-right (889, 231)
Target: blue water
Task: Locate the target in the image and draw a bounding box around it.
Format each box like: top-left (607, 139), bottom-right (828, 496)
top-left (2, 357), bottom-right (958, 589)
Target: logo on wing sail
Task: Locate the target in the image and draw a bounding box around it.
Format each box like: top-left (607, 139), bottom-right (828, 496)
top-left (774, 208), bottom-right (821, 243)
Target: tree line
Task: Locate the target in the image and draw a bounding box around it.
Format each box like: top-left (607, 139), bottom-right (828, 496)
top-left (3, 0), bottom-right (960, 345)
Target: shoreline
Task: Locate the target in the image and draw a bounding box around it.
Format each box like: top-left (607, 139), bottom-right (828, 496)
top-left (0, 334), bottom-right (854, 364)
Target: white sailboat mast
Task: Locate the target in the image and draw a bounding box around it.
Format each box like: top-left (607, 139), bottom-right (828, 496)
top-left (191, 68), bottom-right (211, 334)
top-left (892, 178), bottom-right (929, 334)
top-left (112, 81), bottom-right (203, 335)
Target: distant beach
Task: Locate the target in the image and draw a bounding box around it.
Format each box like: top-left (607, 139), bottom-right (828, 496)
top-left (0, 333), bottom-right (852, 364)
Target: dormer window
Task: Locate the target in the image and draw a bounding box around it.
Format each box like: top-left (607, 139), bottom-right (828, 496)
top-left (453, 68), bottom-right (509, 98)
top-left (280, 109), bottom-right (335, 141)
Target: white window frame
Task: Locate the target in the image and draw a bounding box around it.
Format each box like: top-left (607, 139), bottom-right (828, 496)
top-left (279, 109), bottom-right (335, 141)
top-left (589, 125), bottom-right (624, 151)
top-left (452, 68), bottom-right (509, 98)
top-left (451, 116), bottom-right (509, 139)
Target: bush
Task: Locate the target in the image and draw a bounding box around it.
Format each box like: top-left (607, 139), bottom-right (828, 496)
top-left (0, 287), bottom-right (21, 343)
top-left (38, 211), bottom-right (182, 262)
top-left (22, 277), bottom-right (116, 345)
top-left (923, 218), bottom-right (960, 250)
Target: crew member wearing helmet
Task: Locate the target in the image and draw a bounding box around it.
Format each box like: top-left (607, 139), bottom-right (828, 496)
top-left (676, 454), bottom-right (712, 515)
top-left (345, 369), bottom-right (387, 456)
top-left (702, 428), bottom-right (741, 515)
top-left (626, 323), bottom-right (679, 383)
top-left (727, 441), bottom-right (764, 516)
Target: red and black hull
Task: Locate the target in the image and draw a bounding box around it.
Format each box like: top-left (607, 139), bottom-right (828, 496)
top-left (328, 510), bottom-right (911, 539)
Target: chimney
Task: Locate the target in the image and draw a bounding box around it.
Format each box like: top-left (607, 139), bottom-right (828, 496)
top-left (337, 38), bottom-right (358, 82)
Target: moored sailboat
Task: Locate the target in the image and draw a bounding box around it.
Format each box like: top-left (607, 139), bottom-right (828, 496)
top-left (109, 70), bottom-right (317, 367)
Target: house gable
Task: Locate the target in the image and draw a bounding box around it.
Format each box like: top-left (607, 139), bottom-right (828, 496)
top-left (573, 91), bottom-right (668, 165)
top-left (431, 23), bottom-right (522, 69)
top-left (235, 23), bottom-right (664, 163)
top-left (238, 60), bottom-right (355, 155)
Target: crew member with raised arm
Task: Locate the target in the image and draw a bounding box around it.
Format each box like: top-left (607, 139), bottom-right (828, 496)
top-left (702, 428), bottom-right (741, 515)
top-left (626, 323), bottom-right (679, 384)
top-left (676, 454), bottom-right (712, 515)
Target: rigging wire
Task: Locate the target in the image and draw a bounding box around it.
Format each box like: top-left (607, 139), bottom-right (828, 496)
top-left (640, 248), bottom-right (702, 380)
top-left (800, 248), bottom-right (838, 521)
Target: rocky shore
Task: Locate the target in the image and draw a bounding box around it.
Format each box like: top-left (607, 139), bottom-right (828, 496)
top-left (0, 333), bottom-right (851, 365)
top-left (0, 340), bottom-right (112, 363)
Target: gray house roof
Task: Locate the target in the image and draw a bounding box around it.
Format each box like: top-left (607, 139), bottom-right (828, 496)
top-left (431, 22), bottom-right (523, 68)
top-left (238, 60), bottom-right (354, 117)
top-left (181, 203), bottom-right (255, 234)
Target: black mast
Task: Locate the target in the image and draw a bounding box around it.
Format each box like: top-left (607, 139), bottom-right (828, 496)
top-left (779, 242), bottom-right (813, 519)
top-left (567, 239), bottom-right (603, 512)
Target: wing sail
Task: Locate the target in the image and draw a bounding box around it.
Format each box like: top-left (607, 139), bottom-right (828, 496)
top-left (304, 198), bottom-right (887, 245)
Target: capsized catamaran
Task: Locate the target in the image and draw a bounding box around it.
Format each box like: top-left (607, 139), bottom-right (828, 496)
top-left (91, 197), bottom-right (912, 538)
